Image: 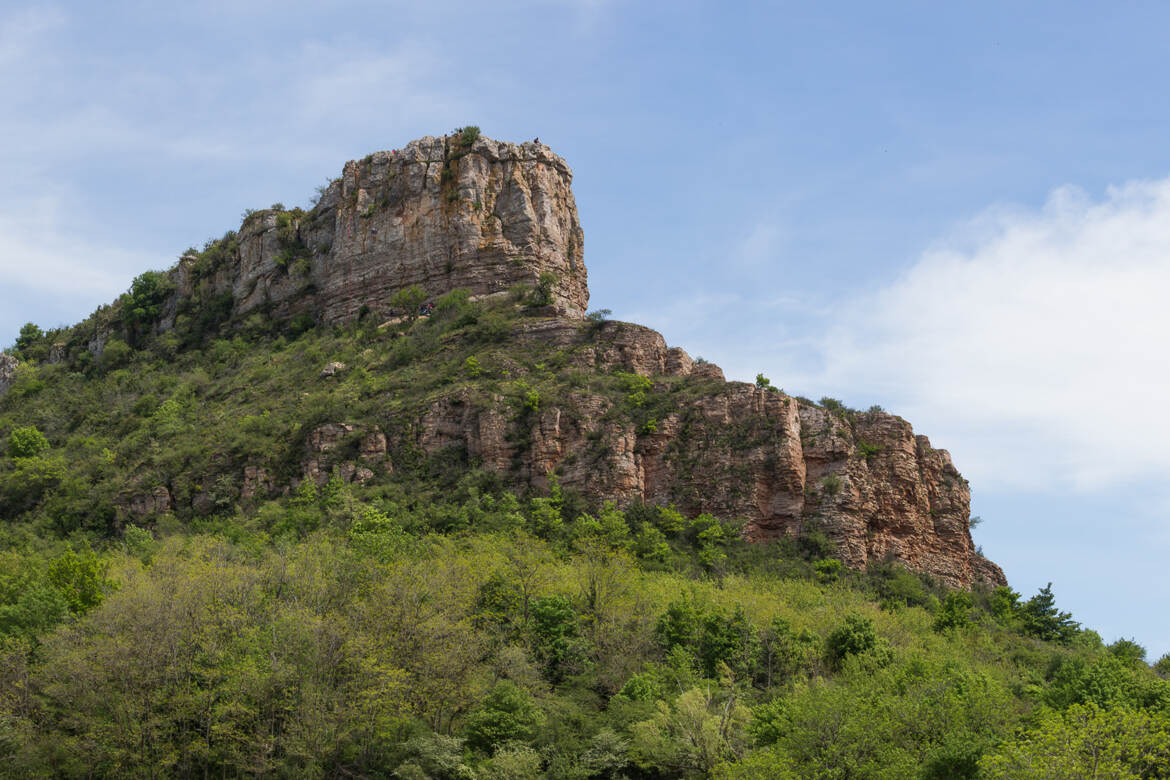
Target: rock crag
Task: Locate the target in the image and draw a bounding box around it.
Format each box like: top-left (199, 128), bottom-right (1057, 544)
top-left (162, 133), bottom-right (587, 330)
top-left (408, 319), bottom-right (1004, 589)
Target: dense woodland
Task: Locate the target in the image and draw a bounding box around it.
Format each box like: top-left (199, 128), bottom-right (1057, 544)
top-left (1, 264), bottom-right (1169, 777)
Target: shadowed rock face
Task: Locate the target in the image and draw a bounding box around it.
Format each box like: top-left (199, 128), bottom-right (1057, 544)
top-left (166, 134), bottom-right (588, 327)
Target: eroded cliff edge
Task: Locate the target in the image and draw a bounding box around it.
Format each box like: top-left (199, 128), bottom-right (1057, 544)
top-left (1, 132), bottom-right (1004, 589)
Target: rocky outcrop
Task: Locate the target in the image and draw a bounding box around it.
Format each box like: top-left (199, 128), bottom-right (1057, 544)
top-left (302, 423), bottom-right (389, 486)
top-left (0, 354), bottom-right (16, 397)
top-left (404, 320), bottom-right (1004, 589)
top-left (162, 133), bottom-right (587, 331)
top-left (118, 487), bottom-right (172, 522)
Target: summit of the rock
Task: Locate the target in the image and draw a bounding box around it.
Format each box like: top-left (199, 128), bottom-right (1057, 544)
top-left (163, 132), bottom-right (587, 331)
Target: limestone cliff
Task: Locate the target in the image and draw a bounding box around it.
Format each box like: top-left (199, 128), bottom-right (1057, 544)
top-left (161, 133), bottom-right (587, 330)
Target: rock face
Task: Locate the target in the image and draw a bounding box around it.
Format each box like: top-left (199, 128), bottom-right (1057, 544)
top-left (0, 354), bottom-right (16, 397)
top-left (405, 320), bottom-right (1005, 589)
top-left (163, 133), bottom-right (587, 329)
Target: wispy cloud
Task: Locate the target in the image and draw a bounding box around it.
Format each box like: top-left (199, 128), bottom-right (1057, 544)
top-left (785, 177), bottom-right (1170, 493)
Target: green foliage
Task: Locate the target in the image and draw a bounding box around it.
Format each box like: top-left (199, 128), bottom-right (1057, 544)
top-left (7, 425), bottom-right (49, 459)
top-left (1108, 637), bottom-right (1148, 666)
top-left (585, 308), bottom-right (611, 324)
top-left (1021, 582), bottom-right (1079, 643)
top-left (122, 271), bottom-right (175, 338)
top-left (454, 125), bottom-right (481, 147)
top-left (980, 703), bottom-right (1170, 778)
top-left (98, 338), bottom-right (132, 371)
top-left (391, 284), bottom-right (428, 322)
top-left (825, 614), bottom-right (891, 669)
top-left (46, 548), bottom-right (113, 614)
top-left (934, 591), bottom-right (974, 632)
top-left (754, 373), bottom-right (779, 392)
top-left (464, 680), bottom-right (541, 753)
top-left (819, 396), bottom-right (846, 413)
top-left (13, 322), bottom-right (45, 359)
top-left (856, 439), bottom-right (883, 460)
top-left (273, 208), bottom-right (310, 268)
top-left (531, 271), bottom-right (558, 306)
top-left (814, 557), bottom-right (843, 583)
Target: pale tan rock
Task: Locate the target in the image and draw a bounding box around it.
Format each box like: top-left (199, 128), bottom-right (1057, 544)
top-left (320, 361), bottom-right (347, 377)
top-left (164, 133), bottom-right (588, 329)
top-left (0, 353), bottom-right (16, 397)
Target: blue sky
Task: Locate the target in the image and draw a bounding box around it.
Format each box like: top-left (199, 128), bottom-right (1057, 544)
top-left (2, 1), bottom-right (1168, 658)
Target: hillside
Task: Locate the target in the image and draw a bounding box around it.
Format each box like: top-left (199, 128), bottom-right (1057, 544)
top-left (1, 131), bottom-right (1168, 778)
top-left (1, 130), bottom-right (998, 589)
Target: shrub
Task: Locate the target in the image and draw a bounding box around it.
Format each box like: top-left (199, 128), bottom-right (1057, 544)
top-left (814, 558), bottom-right (843, 583)
top-left (13, 322), bottom-right (44, 358)
top-left (755, 373), bottom-right (780, 392)
top-left (825, 614), bottom-right (889, 668)
top-left (122, 271), bottom-right (175, 339)
top-left (933, 591), bottom-right (974, 632)
top-left (454, 125), bottom-right (481, 147)
top-left (820, 474), bottom-right (842, 497)
top-left (819, 397), bottom-right (846, 413)
top-left (531, 272), bottom-right (558, 306)
top-left (1020, 583), bottom-right (1079, 643)
top-left (98, 339), bottom-right (133, 371)
top-left (8, 425), bottom-right (50, 458)
top-left (391, 285), bottom-right (428, 322)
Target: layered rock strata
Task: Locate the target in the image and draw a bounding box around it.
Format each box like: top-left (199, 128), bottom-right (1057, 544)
top-left (161, 133), bottom-right (587, 330)
top-left (411, 320), bottom-right (1005, 589)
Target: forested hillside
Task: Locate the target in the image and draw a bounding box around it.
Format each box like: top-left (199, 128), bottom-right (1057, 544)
top-left (2, 288), bottom-right (1169, 777)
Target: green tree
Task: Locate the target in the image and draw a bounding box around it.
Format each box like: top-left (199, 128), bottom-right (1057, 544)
top-left (13, 322), bottom-right (44, 358)
top-left (825, 614), bottom-right (890, 669)
top-left (933, 591), bottom-right (974, 632)
top-left (530, 594), bottom-right (579, 682)
top-left (464, 680), bottom-right (541, 754)
top-left (980, 703), bottom-right (1170, 779)
top-left (1021, 582), bottom-right (1078, 643)
top-left (122, 270), bottom-right (174, 339)
top-left (391, 284), bottom-right (428, 322)
top-left (7, 426), bottom-right (49, 459)
top-left (630, 679), bottom-right (750, 776)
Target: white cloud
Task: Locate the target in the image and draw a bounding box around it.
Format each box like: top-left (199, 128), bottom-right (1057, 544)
top-left (789, 178), bottom-right (1170, 492)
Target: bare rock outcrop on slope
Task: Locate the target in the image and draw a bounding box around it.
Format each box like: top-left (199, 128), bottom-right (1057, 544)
top-left (403, 320), bottom-right (1005, 589)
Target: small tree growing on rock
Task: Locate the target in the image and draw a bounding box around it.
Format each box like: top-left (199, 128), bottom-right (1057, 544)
top-left (391, 285), bottom-right (428, 323)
